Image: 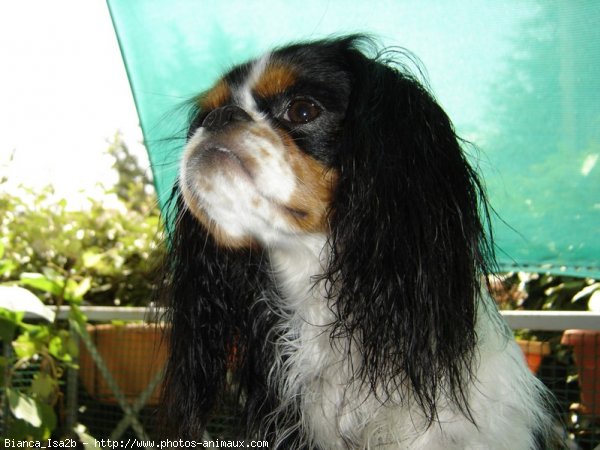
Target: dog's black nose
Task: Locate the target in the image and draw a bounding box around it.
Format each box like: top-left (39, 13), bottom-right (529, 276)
top-left (202, 105), bottom-right (253, 132)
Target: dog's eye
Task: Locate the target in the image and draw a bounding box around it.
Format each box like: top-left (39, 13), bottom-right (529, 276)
top-left (284, 99), bottom-right (321, 124)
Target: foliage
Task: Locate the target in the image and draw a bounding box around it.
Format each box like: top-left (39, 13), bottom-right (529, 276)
top-left (491, 271), bottom-right (599, 341)
top-left (107, 132), bottom-right (156, 215)
top-left (0, 133), bottom-right (164, 307)
top-left (491, 272), bottom-right (600, 312)
top-left (0, 282), bottom-right (86, 439)
top-left (0, 133), bottom-right (164, 439)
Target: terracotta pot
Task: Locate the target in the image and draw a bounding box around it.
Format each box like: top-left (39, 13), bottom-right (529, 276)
top-left (516, 339), bottom-right (551, 373)
top-left (561, 329), bottom-right (600, 416)
top-left (79, 324), bottom-right (167, 405)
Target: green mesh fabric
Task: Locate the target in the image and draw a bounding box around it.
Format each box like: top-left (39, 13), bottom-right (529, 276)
top-left (107, 0), bottom-right (600, 277)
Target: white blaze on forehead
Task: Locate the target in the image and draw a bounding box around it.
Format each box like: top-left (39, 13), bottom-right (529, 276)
top-left (235, 53), bottom-right (271, 120)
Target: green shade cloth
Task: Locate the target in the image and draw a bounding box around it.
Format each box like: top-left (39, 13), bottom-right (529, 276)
top-left (107, 0), bottom-right (600, 278)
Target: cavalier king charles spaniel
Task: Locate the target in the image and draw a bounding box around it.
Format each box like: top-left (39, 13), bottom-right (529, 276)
top-left (160, 36), bottom-right (556, 449)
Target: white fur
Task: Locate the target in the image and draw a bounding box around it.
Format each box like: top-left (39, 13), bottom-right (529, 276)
top-left (264, 236), bottom-right (549, 450)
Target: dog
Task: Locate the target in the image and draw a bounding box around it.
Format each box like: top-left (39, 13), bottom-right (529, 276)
top-left (160, 35), bottom-right (555, 449)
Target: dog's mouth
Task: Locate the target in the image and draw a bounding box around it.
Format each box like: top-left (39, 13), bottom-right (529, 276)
top-left (199, 145), bottom-right (255, 181)
top-left (184, 138), bottom-right (309, 221)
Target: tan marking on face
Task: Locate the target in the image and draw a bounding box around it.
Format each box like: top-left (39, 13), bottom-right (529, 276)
top-left (253, 63), bottom-right (296, 99)
top-left (199, 79), bottom-right (231, 111)
top-left (278, 132), bottom-right (339, 233)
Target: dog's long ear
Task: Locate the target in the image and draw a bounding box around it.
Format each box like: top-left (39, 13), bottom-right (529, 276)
top-left (327, 45), bottom-right (494, 422)
top-left (159, 193), bottom-right (267, 437)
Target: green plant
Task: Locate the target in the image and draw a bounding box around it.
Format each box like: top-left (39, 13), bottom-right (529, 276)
top-left (0, 133), bottom-right (164, 440)
top-left (492, 272), bottom-right (599, 312)
top-left (0, 280), bottom-right (87, 440)
top-left (0, 133), bottom-right (164, 307)
top-left (491, 271), bottom-right (599, 343)
top-left (1, 235), bottom-right (92, 439)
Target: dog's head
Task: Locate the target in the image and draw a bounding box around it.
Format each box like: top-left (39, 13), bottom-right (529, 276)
top-left (180, 39), bottom-right (355, 249)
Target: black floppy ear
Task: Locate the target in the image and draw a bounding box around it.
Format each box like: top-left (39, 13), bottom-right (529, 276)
top-left (327, 47), bottom-right (493, 421)
top-left (159, 193), bottom-right (268, 437)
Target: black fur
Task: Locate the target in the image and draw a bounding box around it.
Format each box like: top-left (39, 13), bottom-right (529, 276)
top-left (325, 39), bottom-right (495, 420)
top-left (159, 35), bottom-right (497, 443)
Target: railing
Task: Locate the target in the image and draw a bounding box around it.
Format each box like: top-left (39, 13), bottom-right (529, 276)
top-left (501, 310), bottom-right (600, 331)
top-left (1, 308), bottom-right (599, 448)
top-left (23, 305), bottom-right (600, 329)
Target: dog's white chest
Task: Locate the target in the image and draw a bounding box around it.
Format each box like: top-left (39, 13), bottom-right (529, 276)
top-left (269, 239), bottom-right (408, 449)
top-left (267, 242), bottom-right (545, 450)
top-left (269, 240), bottom-right (359, 448)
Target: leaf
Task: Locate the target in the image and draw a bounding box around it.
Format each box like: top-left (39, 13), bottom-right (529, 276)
top-left (82, 249), bottom-right (104, 268)
top-left (4, 417), bottom-right (41, 439)
top-left (0, 308), bottom-right (23, 341)
top-left (0, 258), bottom-right (17, 276)
top-left (7, 388), bottom-right (42, 427)
top-left (19, 273), bottom-right (64, 298)
top-left (48, 335), bottom-right (66, 361)
top-left (75, 276), bottom-right (92, 298)
top-left (5, 400), bottom-right (56, 439)
top-left (589, 290), bottom-right (600, 312)
top-left (48, 331), bottom-right (75, 362)
top-left (12, 333), bottom-right (40, 359)
top-left (13, 324), bottom-right (50, 359)
top-left (65, 276), bottom-right (91, 303)
top-left (0, 307), bottom-right (24, 323)
top-left (0, 316), bottom-right (17, 343)
top-left (31, 372), bottom-right (58, 402)
top-left (572, 282), bottom-right (600, 303)
top-left (0, 286), bottom-right (55, 322)
top-left (38, 401), bottom-right (57, 436)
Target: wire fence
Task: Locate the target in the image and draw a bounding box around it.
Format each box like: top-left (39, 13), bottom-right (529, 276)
top-left (1, 308), bottom-right (599, 448)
